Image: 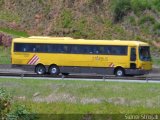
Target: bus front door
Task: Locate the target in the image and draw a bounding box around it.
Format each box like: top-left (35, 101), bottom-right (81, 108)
top-left (130, 47), bottom-right (137, 69)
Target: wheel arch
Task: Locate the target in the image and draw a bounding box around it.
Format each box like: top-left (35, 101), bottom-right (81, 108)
top-left (114, 66), bottom-right (125, 75)
top-left (35, 63), bottom-right (46, 72)
top-left (49, 64), bottom-right (58, 67)
top-left (48, 64), bottom-right (60, 75)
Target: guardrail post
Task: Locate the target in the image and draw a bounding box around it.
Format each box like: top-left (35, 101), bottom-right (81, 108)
top-left (103, 76), bottom-right (106, 81)
top-left (20, 74), bottom-right (24, 80)
top-left (146, 77), bottom-right (148, 83)
top-left (145, 74), bottom-right (150, 83)
top-left (61, 75), bottom-right (65, 80)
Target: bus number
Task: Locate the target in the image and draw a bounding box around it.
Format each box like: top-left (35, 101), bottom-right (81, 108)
top-left (93, 56), bottom-right (108, 61)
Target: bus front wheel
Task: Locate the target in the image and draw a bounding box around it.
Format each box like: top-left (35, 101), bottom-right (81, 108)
top-left (114, 68), bottom-right (125, 77)
top-left (48, 65), bottom-right (60, 75)
top-left (35, 65), bottom-right (46, 75)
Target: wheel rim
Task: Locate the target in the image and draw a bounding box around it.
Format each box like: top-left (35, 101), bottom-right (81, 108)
top-left (51, 67), bottom-right (57, 74)
top-left (117, 70), bottom-right (123, 76)
top-left (37, 66), bottom-right (45, 75)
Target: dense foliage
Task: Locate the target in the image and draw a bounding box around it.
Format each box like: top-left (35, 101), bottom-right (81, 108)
top-left (0, 88), bottom-right (11, 119)
top-left (0, 0), bottom-right (159, 49)
top-left (0, 33), bottom-right (12, 47)
top-left (113, 0), bottom-right (160, 22)
top-left (0, 0), bottom-right (159, 39)
top-left (0, 88), bottom-right (34, 120)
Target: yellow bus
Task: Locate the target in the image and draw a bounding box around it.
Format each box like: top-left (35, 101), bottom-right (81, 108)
top-left (11, 36), bottom-right (152, 76)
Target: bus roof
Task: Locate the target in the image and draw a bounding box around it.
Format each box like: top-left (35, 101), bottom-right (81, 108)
top-left (28, 36), bottom-right (73, 39)
top-left (13, 37), bottom-right (149, 46)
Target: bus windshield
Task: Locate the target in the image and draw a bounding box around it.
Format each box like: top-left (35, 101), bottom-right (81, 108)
top-left (139, 46), bottom-right (151, 61)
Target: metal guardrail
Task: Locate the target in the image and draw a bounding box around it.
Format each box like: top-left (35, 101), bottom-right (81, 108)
top-left (0, 72), bottom-right (159, 81)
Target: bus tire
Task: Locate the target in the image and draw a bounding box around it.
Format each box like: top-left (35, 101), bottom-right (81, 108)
top-left (48, 65), bottom-right (60, 75)
top-left (35, 64), bottom-right (46, 75)
top-left (114, 67), bottom-right (125, 77)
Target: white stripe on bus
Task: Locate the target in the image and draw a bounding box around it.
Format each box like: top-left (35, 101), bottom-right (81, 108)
top-left (28, 55), bottom-right (39, 65)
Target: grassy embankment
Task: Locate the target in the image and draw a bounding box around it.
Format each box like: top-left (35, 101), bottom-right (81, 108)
top-left (0, 28), bottom-right (29, 64)
top-left (1, 0), bottom-right (160, 40)
top-left (0, 78), bottom-right (160, 115)
top-left (0, 0), bottom-right (160, 66)
top-left (0, 46), bottom-right (10, 64)
top-left (0, 28), bottom-right (29, 37)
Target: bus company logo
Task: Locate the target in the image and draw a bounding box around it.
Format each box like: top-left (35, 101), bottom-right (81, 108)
top-left (28, 54), bottom-right (40, 65)
top-left (109, 63), bottom-right (114, 67)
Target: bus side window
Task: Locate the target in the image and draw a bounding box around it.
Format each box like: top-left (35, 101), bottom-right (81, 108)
top-left (110, 47), bottom-right (117, 54)
top-left (98, 47), bottom-right (103, 54)
top-left (23, 47), bottom-right (26, 52)
top-left (86, 46), bottom-right (93, 54)
top-left (105, 47), bottom-right (110, 54)
top-left (23, 44), bottom-right (27, 52)
top-left (93, 46), bottom-right (99, 54)
top-left (74, 46), bottom-right (79, 53)
top-left (47, 45), bottom-right (52, 53)
top-left (71, 46), bottom-right (79, 54)
top-left (24, 44), bottom-right (33, 52)
top-left (33, 47), bottom-right (36, 52)
top-left (35, 45), bottom-right (40, 52)
top-left (61, 45), bottom-right (68, 53)
top-left (64, 45), bottom-right (70, 53)
top-left (54, 45), bottom-right (61, 53)
top-left (14, 43), bottom-right (27, 52)
top-left (30, 44), bottom-right (37, 52)
top-left (82, 46), bottom-right (89, 54)
top-left (115, 47), bottom-right (121, 55)
top-left (80, 45), bottom-right (86, 54)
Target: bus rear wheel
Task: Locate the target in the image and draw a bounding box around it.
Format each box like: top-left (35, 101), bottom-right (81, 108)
top-left (114, 68), bottom-right (125, 77)
top-left (35, 65), bottom-right (46, 75)
top-left (48, 65), bottom-right (60, 75)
